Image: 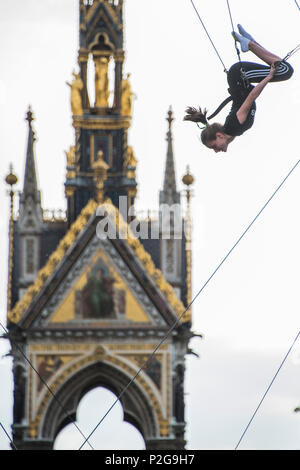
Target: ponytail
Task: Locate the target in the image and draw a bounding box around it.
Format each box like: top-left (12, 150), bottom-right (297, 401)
top-left (183, 107), bottom-right (224, 144)
top-left (184, 95), bottom-right (233, 125)
top-left (184, 98), bottom-right (233, 146)
top-left (183, 107), bottom-right (209, 126)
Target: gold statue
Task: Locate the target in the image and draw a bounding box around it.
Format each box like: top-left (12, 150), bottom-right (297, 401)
top-left (94, 56), bottom-right (109, 107)
top-left (65, 145), bottom-right (77, 181)
top-left (93, 150), bottom-right (109, 203)
top-left (66, 71), bottom-right (83, 116)
top-left (121, 73), bottom-right (134, 116)
top-left (65, 146), bottom-right (76, 167)
top-left (123, 146), bottom-right (137, 168)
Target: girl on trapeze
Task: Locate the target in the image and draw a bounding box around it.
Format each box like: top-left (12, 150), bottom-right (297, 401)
top-left (184, 25), bottom-right (294, 153)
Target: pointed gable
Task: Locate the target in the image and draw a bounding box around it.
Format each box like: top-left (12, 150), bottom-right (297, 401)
top-left (8, 199), bottom-right (190, 329)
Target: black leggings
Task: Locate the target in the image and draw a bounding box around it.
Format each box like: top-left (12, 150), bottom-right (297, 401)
top-left (227, 61), bottom-right (294, 97)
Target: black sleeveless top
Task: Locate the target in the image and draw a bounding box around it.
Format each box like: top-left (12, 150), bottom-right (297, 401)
top-left (222, 83), bottom-right (256, 137)
top-left (223, 101), bottom-right (256, 136)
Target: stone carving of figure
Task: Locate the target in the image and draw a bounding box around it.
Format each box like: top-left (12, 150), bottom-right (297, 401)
top-left (95, 56), bottom-right (109, 107)
top-left (66, 71), bottom-right (83, 116)
top-left (121, 73), bottom-right (134, 116)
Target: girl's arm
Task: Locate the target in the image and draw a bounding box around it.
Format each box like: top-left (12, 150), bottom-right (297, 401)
top-left (236, 64), bottom-right (278, 125)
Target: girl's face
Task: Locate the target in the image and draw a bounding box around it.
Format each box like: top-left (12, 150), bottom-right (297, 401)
top-left (205, 133), bottom-right (229, 153)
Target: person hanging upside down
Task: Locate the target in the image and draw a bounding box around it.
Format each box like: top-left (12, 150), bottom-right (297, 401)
top-left (184, 25), bottom-right (294, 153)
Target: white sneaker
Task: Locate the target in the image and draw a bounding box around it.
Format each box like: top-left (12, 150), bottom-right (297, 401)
top-left (237, 24), bottom-right (255, 42)
top-left (232, 31), bottom-right (250, 52)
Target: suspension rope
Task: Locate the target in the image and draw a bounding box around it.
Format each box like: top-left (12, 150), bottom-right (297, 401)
top-left (78, 157), bottom-right (300, 450)
top-left (283, 43), bottom-right (300, 61)
top-left (226, 0), bottom-right (242, 63)
top-left (0, 420), bottom-right (17, 450)
top-left (235, 330), bottom-right (300, 449)
top-left (0, 321), bottom-right (94, 450)
top-left (189, 0), bottom-right (228, 72)
top-left (226, 0), bottom-right (235, 31)
top-left (191, 0), bottom-right (299, 85)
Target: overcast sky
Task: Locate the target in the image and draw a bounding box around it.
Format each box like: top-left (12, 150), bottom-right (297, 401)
top-left (1, 0), bottom-right (300, 450)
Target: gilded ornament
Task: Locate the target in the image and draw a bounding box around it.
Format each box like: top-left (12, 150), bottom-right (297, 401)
top-left (65, 186), bottom-right (75, 198)
top-left (28, 426), bottom-right (37, 439)
top-left (5, 167), bottom-right (18, 187)
top-left (121, 73), bottom-right (134, 116)
top-left (65, 146), bottom-right (77, 180)
top-left (5, 164), bottom-right (18, 312)
top-left (94, 57), bottom-right (109, 107)
top-left (72, 115), bottom-right (131, 130)
top-left (66, 71), bottom-right (84, 116)
top-left (123, 146), bottom-right (137, 168)
top-left (65, 145), bottom-right (76, 167)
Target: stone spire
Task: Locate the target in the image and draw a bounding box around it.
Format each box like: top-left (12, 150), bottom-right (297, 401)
top-left (160, 106), bottom-right (180, 206)
top-left (18, 107), bottom-right (43, 241)
top-left (159, 107), bottom-right (182, 296)
top-left (20, 106), bottom-right (40, 203)
top-left (17, 107), bottom-right (43, 296)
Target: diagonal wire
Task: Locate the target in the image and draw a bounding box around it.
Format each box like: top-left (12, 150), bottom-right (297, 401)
top-left (225, 0), bottom-right (243, 65)
top-left (0, 420), bottom-right (17, 450)
top-left (0, 321), bottom-right (94, 450)
top-left (295, 0), bottom-right (300, 11)
top-left (226, 0), bottom-right (235, 31)
top-left (235, 330), bottom-right (300, 450)
top-left (78, 158), bottom-right (300, 450)
top-left (189, 0), bottom-right (228, 72)
top-left (283, 43), bottom-right (300, 61)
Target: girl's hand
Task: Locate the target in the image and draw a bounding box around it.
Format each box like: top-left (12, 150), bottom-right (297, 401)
top-left (268, 62), bottom-right (280, 79)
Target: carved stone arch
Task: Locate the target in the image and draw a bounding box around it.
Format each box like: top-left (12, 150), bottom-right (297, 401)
top-left (39, 359), bottom-right (160, 448)
top-left (89, 31), bottom-right (115, 53)
top-left (86, 10), bottom-right (119, 51)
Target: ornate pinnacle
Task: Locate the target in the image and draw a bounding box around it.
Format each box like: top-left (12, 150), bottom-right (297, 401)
top-left (5, 164), bottom-right (18, 187)
top-left (182, 165), bottom-right (194, 187)
top-left (166, 105), bottom-right (174, 132)
top-left (26, 105), bottom-right (34, 125)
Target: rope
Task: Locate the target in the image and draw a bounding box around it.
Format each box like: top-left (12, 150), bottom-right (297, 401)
top-left (226, 0), bottom-right (242, 63)
top-left (0, 420), bottom-right (17, 450)
top-left (0, 321), bottom-right (94, 450)
top-left (189, 0), bottom-right (228, 72)
top-left (235, 330), bottom-right (300, 449)
top-left (78, 157), bottom-right (300, 450)
top-left (283, 43), bottom-right (300, 61)
top-left (190, 0), bottom-right (299, 76)
top-left (225, 0), bottom-right (250, 89)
